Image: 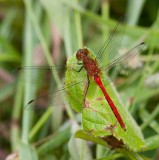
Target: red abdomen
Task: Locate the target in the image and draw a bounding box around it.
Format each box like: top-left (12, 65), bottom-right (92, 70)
top-left (94, 76), bottom-right (126, 131)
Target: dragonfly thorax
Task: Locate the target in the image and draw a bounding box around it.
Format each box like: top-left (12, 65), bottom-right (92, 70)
top-left (76, 48), bottom-right (100, 77)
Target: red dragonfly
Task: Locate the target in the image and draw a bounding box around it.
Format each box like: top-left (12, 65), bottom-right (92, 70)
top-left (15, 22), bottom-right (145, 131)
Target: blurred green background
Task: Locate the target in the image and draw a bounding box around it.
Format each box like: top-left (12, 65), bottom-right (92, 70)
top-left (1, 0), bottom-right (159, 159)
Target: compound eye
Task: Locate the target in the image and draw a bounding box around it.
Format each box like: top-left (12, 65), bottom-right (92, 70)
top-left (82, 48), bottom-right (88, 56)
top-left (76, 49), bottom-right (83, 60)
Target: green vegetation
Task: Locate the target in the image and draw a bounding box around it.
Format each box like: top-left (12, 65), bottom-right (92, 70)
top-left (1, 0), bottom-right (159, 159)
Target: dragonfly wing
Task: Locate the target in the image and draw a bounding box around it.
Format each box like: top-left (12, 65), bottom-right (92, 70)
top-left (95, 19), bottom-right (125, 68)
top-left (101, 42), bottom-right (145, 71)
top-left (14, 64), bottom-right (88, 112)
top-left (13, 64), bottom-right (84, 85)
top-left (100, 42), bottom-right (146, 86)
top-left (25, 77), bottom-right (87, 112)
top-left (13, 66), bottom-right (65, 84)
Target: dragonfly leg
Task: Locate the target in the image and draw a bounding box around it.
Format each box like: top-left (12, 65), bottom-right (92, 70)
top-left (73, 61), bottom-right (84, 72)
top-left (74, 65), bottom-right (84, 72)
top-left (83, 74), bottom-right (90, 108)
top-left (77, 61), bottom-right (83, 65)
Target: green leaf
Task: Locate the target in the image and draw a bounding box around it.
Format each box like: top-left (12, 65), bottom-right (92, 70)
top-left (144, 135), bottom-right (159, 151)
top-left (65, 48), bottom-right (145, 151)
top-left (41, 0), bottom-right (67, 36)
top-left (19, 142), bottom-right (38, 160)
top-left (0, 54), bottom-right (20, 62)
top-left (0, 36), bottom-right (20, 62)
top-left (37, 128), bottom-right (70, 155)
top-left (68, 123), bottom-right (92, 160)
top-left (75, 130), bottom-right (108, 147)
top-left (0, 82), bottom-right (15, 101)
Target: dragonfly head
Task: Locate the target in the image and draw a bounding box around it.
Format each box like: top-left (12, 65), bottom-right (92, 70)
top-left (76, 48), bottom-right (89, 61)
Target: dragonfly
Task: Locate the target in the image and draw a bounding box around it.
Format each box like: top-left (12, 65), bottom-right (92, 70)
top-left (15, 21), bottom-right (145, 131)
